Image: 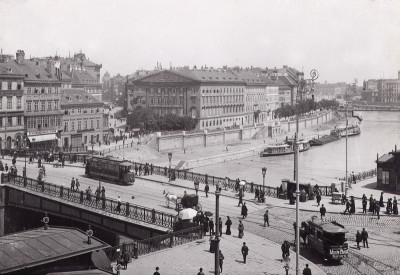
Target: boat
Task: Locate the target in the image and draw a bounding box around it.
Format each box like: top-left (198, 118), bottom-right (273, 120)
top-left (261, 144), bottom-right (294, 156)
top-left (331, 124), bottom-right (361, 137)
top-left (286, 139), bottom-right (311, 152)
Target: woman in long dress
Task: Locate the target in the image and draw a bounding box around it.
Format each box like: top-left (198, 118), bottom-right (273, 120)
top-left (238, 220), bottom-right (244, 238)
top-left (393, 197), bottom-right (398, 215)
top-left (225, 216), bottom-right (232, 235)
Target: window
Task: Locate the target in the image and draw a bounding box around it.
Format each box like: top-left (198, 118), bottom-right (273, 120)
top-left (84, 120), bottom-right (87, 129)
top-left (50, 116), bottom-right (55, 127)
top-left (78, 120), bottom-right (81, 130)
top-left (382, 170), bottom-right (390, 184)
top-left (37, 117), bottom-right (43, 128)
top-left (8, 117), bottom-right (12, 126)
top-left (43, 116), bottom-right (48, 127)
top-left (91, 108), bottom-right (94, 114)
top-left (17, 97), bottom-right (22, 108)
top-left (27, 117), bottom-right (35, 129)
top-left (56, 116), bottom-right (61, 126)
top-left (0, 118), bottom-right (2, 127)
top-left (8, 82), bottom-right (11, 90)
top-left (71, 121), bottom-right (75, 131)
top-left (90, 120), bottom-right (93, 129)
top-left (96, 119), bottom-right (100, 129)
top-left (26, 87), bottom-right (32, 94)
top-left (47, 101), bottom-right (52, 111)
top-left (71, 108), bottom-right (75, 114)
top-left (48, 87), bottom-right (52, 93)
top-left (7, 97), bottom-right (12, 109)
top-left (64, 121), bottom-right (69, 131)
top-left (84, 136), bottom-right (87, 144)
top-left (34, 101), bottom-right (39, 111)
top-left (41, 101), bottom-right (46, 111)
top-left (78, 108), bottom-right (82, 114)
top-left (17, 116), bottom-right (21, 126)
top-left (54, 100), bottom-right (59, 110)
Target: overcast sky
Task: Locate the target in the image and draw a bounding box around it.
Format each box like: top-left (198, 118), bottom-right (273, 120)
top-left (1, 0), bottom-right (399, 83)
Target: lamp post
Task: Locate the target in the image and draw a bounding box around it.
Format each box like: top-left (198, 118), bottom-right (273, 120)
top-left (262, 167), bottom-right (267, 193)
top-left (294, 69), bottom-right (318, 275)
top-left (168, 152), bottom-right (172, 182)
top-left (345, 79), bottom-right (358, 197)
top-left (214, 188), bottom-right (221, 275)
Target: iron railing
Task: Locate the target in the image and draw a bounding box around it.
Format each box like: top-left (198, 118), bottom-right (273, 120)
top-left (2, 174), bottom-right (175, 228)
top-left (338, 169), bottom-right (377, 185)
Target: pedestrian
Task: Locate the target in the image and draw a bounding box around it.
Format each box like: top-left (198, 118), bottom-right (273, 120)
top-left (197, 267), bottom-right (205, 275)
top-left (203, 217), bottom-right (209, 236)
top-left (218, 217), bottom-right (222, 237)
top-left (241, 203), bottom-right (248, 219)
top-left (75, 178), bottom-right (80, 191)
top-left (393, 197), bottom-right (398, 215)
top-left (343, 200), bottom-right (351, 214)
top-left (386, 198), bottom-right (392, 214)
top-left (379, 192), bottom-right (384, 207)
top-left (86, 186), bottom-right (92, 201)
top-left (255, 187), bottom-right (259, 200)
top-left (372, 199), bottom-right (377, 214)
top-left (362, 197), bottom-right (367, 214)
top-left (241, 242), bottom-right (249, 264)
top-left (302, 264), bottom-right (312, 275)
top-left (369, 195), bottom-right (374, 212)
top-left (361, 228), bottom-right (369, 248)
top-left (204, 183), bottom-right (209, 198)
top-left (316, 193), bottom-right (321, 207)
top-left (219, 250), bottom-right (224, 273)
top-left (350, 196), bottom-right (355, 214)
top-left (225, 216), bottom-right (232, 235)
top-left (209, 218), bottom-right (214, 235)
top-left (95, 187), bottom-right (100, 203)
top-left (122, 251), bottom-right (129, 269)
top-left (70, 177), bottom-right (75, 191)
top-left (42, 165), bottom-right (46, 177)
top-left (263, 210), bottom-right (269, 227)
top-left (375, 203), bottom-right (380, 219)
top-left (320, 204), bottom-right (326, 221)
top-left (116, 195), bottom-right (122, 213)
top-left (356, 230), bottom-right (361, 250)
top-left (153, 266), bottom-right (160, 275)
top-left (238, 220), bottom-right (244, 238)
top-left (150, 163), bottom-right (154, 175)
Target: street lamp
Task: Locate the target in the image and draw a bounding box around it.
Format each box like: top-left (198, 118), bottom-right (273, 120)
top-left (214, 188), bottom-right (221, 275)
top-left (294, 69), bottom-right (318, 275)
top-left (345, 80), bottom-right (358, 197)
top-left (262, 167), bottom-right (267, 193)
top-left (168, 152), bottom-right (172, 182)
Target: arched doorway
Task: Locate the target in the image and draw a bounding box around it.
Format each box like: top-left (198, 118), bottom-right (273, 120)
top-left (6, 136), bottom-right (12, 149)
top-left (15, 134), bottom-right (22, 149)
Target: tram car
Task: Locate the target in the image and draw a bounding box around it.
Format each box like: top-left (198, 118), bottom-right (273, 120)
top-left (85, 155), bottom-right (135, 185)
top-left (176, 194), bottom-right (201, 211)
top-left (307, 216), bottom-right (349, 261)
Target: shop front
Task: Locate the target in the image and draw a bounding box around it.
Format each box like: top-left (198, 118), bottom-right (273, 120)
top-left (27, 131), bottom-right (59, 151)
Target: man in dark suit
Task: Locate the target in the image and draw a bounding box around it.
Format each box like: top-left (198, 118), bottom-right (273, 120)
top-left (241, 242), bottom-right (249, 264)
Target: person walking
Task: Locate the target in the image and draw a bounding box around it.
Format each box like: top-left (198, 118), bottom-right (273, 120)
top-left (356, 230), bottom-right (361, 250)
top-left (362, 197), bottom-right (367, 214)
top-left (361, 228), bottom-right (369, 248)
top-left (153, 266), bottom-right (160, 275)
top-left (393, 197), bottom-right (398, 215)
top-left (375, 203), bottom-right (381, 219)
top-left (350, 196), bottom-right (356, 214)
top-left (208, 218), bottom-right (214, 235)
top-left (75, 178), bottom-right (80, 191)
top-left (263, 210), bottom-right (269, 227)
top-left (204, 183), bottom-right (209, 198)
top-left (225, 216), bottom-right (232, 235)
top-left (368, 195), bottom-right (374, 212)
top-left (241, 203), bottom-right (248, 219)
top-left (255, 187), bottom-right (259, 200)
top-left (316, 193), bottom-right (321, 207)
top-left (343, 200), bottom-right (351, 214)
top-left (302, 264), bottom-right (312, 275)
top-left (241, 242), bottom-right (249, 264)
top-left (238, 192), bottom-right (243, 207)
top-left (320, 204), bottom-right (326, 221)
top-left (379, 192), bottom-right (384, 207)
top-left (116, 195), bottom-right (122, 213)
top-left (238, 220), bottom-right (244, 238)
top-left (86, 186), bottom-right (92, 201)
top-left (42, 165), bottom-right (46, 177)
top-left (387, 198), bottom-right (393, 214)
top-left (70, 177), bottom-right (75, 191)
top-left (372, 199), bottom-right (377, 215)
top-left (197, 267), bottom-right (205, 275)
top-left (218, 217), bottom-right (223, 237)
top-left (219, 250), bottom-right (224, 273)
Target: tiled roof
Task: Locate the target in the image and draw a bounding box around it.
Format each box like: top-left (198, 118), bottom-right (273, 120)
top-left (61, 88), bottom-right (103, 106)
top-left (176, 69), bottom-right (243, 83)
top-left (0, 226), bottom-right (109, 274)
top-left (71, 70), bottom-right (98, 85)
top-left (0, 60), bottom-right (60, 83)
top-left (377, 154), bottom-right (394, 163)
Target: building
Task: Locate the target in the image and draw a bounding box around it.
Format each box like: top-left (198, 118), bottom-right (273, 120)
top-left (364, 71), bottom-right (400, 103)
top-left (61, 88), bottom-right (109, 148)
top-left (313, 82), bottom-right (347, 101)
top-left (0, 64), bottom-right (25, 150)
top-left (102, 73), bottom-right (126, 103)
top-left (126, 67), bottom-right (280, 130)
top-left (376, 148), bottom-right (400, 191)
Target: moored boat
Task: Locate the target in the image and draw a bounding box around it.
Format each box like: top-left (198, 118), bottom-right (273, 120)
top-left (331, 124), bottom-right (361, 137)
top-left (261, 144), bottom-right (294, 157)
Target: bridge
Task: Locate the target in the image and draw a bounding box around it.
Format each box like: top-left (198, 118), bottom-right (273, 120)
top-left (339, 105), bottom-right (400, 112)
top-left (0, 174), bottom-right (174, 240)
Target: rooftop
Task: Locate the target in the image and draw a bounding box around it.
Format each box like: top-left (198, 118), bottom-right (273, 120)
top-left (0, 226), bottom-right (109, 274)
top-left (61, 88), bottom-right (103, 106)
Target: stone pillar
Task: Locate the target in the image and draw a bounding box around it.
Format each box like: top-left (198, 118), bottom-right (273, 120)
top-left (0, 185), bottom-right (5, 236)
top-left (203, 130), bottom-right (208, 147)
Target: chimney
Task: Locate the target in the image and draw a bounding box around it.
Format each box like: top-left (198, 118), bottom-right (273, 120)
top-left (16, 50), bottom-right (25, 64)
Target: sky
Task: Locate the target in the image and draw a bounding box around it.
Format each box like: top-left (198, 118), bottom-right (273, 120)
top-left (0, 0), bottom-right (399, 83)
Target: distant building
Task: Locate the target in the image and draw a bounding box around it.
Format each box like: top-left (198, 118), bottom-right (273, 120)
top-left (102, 73), bottom-right (126, 103)
top-left (313, 82), bottom-right (347, 101)
top-left (126, 67), bottom-right (280, 129)
top-left (61, 88), bottom-right (109, 148)
top-left (365, 71), bottom-right (400, 103)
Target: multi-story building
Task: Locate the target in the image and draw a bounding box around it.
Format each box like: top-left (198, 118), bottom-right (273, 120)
top-left (61, 88), bottom-right (108, 148)
top-left (126, 67), bottom-right (279, 129)
top-left (102, 73), bottom-right (126, 103)
top-left (313, 82), bottom-right (347, 101)
top-left (364, 71), bottom-right (400, 103)
top-left (0, 64), bottom-right (25, 150)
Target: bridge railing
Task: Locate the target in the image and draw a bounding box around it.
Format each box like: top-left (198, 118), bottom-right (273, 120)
top-left (339, 168), bottom-right (377, 185)
top-left (2, 173), bottom-right (175, 228)
top-left (103, 225), bottom-right (203, 262)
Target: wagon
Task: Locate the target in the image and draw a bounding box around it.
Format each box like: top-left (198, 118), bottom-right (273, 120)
top-left (331, 192), bottom-right (345, 204)
top-left (176, 194), bottom-right (202, 212)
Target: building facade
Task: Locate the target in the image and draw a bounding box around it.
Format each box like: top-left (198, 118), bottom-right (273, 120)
top-left (313, 82), bottom-right (347, 101)
top-left (61, 88), bottom-right (108, 148)
top-left (126, 68), bottom-right (279, 130)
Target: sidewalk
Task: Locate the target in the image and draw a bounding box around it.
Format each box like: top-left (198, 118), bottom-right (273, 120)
top-left (122, 230), bottom-right (325, 275)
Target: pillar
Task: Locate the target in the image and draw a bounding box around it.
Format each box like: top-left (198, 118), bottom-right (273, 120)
top-left (203, 130), bottom-right (208, 147)
top-left (0, 185), bottom-right (5, 236)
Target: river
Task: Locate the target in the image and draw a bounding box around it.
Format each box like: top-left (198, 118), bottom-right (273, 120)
top-left (192, 111), bottom-right (400, 187)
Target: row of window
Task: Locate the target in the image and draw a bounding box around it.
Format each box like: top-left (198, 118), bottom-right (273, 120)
top-left (0, 96), bottom-right (22, 110)
top-left (201, 87), bottom-right (243, 94)
top-left (1, 81), bottom-right (23, 91)
top-left (64, 119), bottom-right (101, 132)
top-left (201, 105), bottom-right (244, 116)
top-left (65, 108), bottom-right (100, 115)
top-left (26, 100), bottom-right (59, 112)
top-left (202, 95), bottom-right (244, 105)
top-left (201, 116), bottom-right (243, 128)
top-left (142, 87), bottom-right (189, 95)
top-left (0, 116), bottom-right (22, 127)
top-left (26, 116), bottom-right (61, 129)
top-left (26, 86), bottom-right (60, 94)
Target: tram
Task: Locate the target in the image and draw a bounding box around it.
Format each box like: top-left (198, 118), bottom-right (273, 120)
top-left (307, 216), bottom-right (349, 261)
top-left (85, 155), bottom-right (135, 185)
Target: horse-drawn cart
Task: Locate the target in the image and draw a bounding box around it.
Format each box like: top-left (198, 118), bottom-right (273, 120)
top-left (176, 194), bottom-right (202, 212)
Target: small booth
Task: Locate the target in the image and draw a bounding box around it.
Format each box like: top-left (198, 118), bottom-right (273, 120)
top-left (280, 179), bottom-right (314, 204)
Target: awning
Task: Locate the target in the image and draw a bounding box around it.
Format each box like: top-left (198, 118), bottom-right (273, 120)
top-left (28, 134), bottom-right (58, 143)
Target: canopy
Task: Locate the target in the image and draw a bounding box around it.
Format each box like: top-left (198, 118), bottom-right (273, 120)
top-left (28, 134), bottom-right (58, 143)
top-left (178, 208), bottom-right (198, 220)
top-left (239, 180), bottom-right (246, 186)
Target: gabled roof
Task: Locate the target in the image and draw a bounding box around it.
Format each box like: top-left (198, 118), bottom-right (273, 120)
top-left (61, 88), bottom-right (103, 106)
top-left (0, 226), bottom-right (109, 274)
top-left (377, 154), bottom-right (395, 163)
top-left (0, 60), bottom-right (60, 83)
